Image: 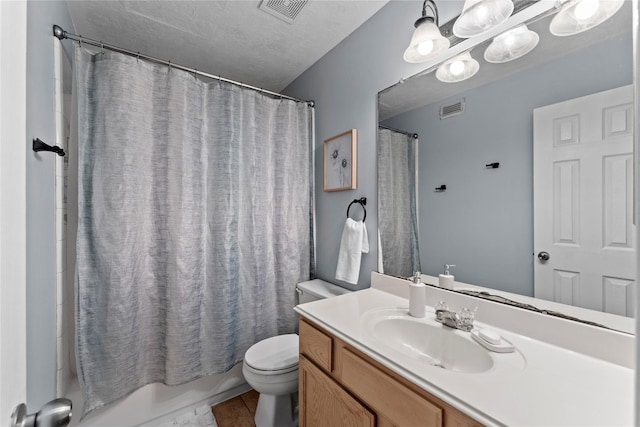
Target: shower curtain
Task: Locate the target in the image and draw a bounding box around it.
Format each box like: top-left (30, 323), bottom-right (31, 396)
top-left (378, 128), bottom-right (421, 278)
top-left (74, 47), bottom-right (314, 416)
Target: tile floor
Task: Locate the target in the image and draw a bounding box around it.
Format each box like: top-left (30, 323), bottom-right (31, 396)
top-left (211, 389), bottom-right (259, 427)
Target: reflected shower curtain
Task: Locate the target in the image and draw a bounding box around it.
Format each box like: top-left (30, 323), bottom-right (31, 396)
top-left (74, 47), bottom-right (314, 416)
top-left (377, 128), bottom-right (420, 277)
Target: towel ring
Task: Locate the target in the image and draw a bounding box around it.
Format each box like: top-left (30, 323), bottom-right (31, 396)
top-left (347, 197), bottom-right (367, 222)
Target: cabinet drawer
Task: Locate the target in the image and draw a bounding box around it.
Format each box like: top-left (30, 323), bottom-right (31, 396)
top-left (341, 348), bottom-right (443, 427)
top-left (299, 355), bottom-right (375, 427)
top-left (299, 319), bottom-right (333, 372)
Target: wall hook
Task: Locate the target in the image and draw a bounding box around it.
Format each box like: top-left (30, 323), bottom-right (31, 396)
top-left (33, 138), bottom-right (65, 157)
top-left (485, 162), bottom-right (500, 169)
top-left (435, 185), bottom-right (446, 192)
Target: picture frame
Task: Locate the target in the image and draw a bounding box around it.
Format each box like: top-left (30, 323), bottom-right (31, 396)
top-left (323, 129), bottom-right (357, 192)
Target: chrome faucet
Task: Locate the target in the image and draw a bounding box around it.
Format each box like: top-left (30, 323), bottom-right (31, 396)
top-left (435, 301), bottom-right (475, 332)
top-left (438, 309), bottom-right (461, 329)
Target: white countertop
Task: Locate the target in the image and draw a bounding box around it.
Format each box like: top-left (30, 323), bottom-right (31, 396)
top-left (294, 285), bottom-right (635, 426)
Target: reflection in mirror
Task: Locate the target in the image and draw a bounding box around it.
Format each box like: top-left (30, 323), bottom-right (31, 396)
top-left (378, 127), bottom-right (421, 277)
top-left (377, 2), bottom-right (635, 329)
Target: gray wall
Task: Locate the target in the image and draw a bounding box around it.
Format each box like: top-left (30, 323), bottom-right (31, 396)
top-left (26, 1), bottom-right (75, 408)
top-left (19, 0), bottom-right (638, 418)
top-left (286, 3), bottom-right (639, 419)
top-left (284, 0), bottom-right (463, 289)
top-left (382, 34), bottom-right (632, 295)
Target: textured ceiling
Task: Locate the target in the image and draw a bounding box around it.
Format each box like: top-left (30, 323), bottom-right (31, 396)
top-left (66, 0), bottom-right (389, 92)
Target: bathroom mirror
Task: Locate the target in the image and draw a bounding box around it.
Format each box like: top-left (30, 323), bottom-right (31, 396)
top-left (377, 2), bottom-right (635, 331)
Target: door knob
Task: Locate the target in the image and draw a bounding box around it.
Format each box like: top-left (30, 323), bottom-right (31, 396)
top-left (537, 251), bottom-right (550, 262)
top-left (11, 398), bottom-right (72, 427)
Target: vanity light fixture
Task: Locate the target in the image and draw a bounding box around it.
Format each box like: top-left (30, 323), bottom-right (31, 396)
top-left (550, 0), bottom-right (624, 36)
top-left (436, 51), bottom-right (480, 83)
top-left (484, 24), bottom-right (539, 63)
top-left (452, 0), bottom-right (514, 38)
top-left (403, 0), bottom-right (450, 63)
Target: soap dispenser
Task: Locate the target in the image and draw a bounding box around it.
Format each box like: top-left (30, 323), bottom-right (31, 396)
top-left (409, 271), bottom-right (426, 318)
top-left (439, 264), bottom-right (456, 290)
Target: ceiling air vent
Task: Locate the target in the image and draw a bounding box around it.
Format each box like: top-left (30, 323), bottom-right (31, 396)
top-left (259, 0), bottom-right (308, 24)
top-left (440, 98), bottom-right (465, 120)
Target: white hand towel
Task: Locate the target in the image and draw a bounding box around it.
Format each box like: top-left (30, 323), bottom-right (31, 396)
top-left (335, 218), bottom-right (369, 284)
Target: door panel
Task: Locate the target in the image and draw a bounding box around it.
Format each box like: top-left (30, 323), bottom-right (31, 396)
top-left (0, 1), bottom-right (28, 421)
top-left (534, 85), bottom-right (636, 316)
top-left (603, 154), bottom-right (633, 249)
top-left (553, 160), bottom-right (579, 245)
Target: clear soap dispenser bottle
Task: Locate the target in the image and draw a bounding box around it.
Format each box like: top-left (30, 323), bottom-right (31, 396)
top-left (439, 264), bottom-right (456, 290)
top-left (409, 271), bottom-right (426, 318)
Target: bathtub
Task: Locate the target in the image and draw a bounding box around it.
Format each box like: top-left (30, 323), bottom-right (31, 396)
top-left (65, 363), bottom-right (249, 426)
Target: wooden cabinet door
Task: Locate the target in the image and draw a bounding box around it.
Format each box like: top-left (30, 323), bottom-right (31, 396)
top-left (341, 348), bottom-right (443, 427)
top-left (299, 355), bottom-right (375, 427)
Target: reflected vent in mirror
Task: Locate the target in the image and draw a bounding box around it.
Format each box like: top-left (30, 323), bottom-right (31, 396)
top-left (440, 98), bottom-right (465, 120)
top-left (259, 0), bottom-right (308, 24)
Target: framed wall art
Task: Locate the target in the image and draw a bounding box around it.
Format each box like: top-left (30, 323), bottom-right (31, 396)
top-left (323, 129), bottom-right (357, 192)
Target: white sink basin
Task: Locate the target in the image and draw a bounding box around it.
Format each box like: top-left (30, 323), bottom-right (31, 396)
top-left (362, 308), bottom-right (496, 373)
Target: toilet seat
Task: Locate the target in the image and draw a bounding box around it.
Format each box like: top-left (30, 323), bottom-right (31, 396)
top-left (244, 333), bottom-right (299, 375)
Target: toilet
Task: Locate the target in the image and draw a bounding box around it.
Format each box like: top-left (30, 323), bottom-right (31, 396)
top-left (242, 279), bottom-right (351, 427)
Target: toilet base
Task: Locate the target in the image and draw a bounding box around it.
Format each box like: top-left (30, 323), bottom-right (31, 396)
top-left (254, 392), bottom-right (298, 427)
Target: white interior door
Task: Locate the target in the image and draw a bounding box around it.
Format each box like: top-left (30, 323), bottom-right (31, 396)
top-left (0, 0), bottom-right (28, 422)
top-left (534, 85), bottom-right (636, 317)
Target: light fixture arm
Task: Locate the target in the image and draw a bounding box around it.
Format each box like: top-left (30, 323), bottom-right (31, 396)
top-left (415, 0), bottom-right (440, 28)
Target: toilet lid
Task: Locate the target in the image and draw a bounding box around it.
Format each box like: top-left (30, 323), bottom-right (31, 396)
top-left (245, 334), bottom-right (299, 372)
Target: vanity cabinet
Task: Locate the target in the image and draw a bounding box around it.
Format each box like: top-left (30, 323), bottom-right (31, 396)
top-left (299, 356), bottom-right (375, 426)
top-left (299, 318), bottom-right (482, 427)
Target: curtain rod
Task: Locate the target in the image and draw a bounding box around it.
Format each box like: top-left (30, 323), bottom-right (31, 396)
top-left (378, 125), bottom-right (418, 139)
top-left (52, 25), bottom-right (314, 107)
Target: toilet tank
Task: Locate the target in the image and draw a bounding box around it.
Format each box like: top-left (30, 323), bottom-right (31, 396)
top-left (296, 279), bottom-right (350, 304)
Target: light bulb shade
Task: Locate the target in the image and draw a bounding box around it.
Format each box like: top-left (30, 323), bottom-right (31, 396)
top-left (453, 0), bottom-right (515, 38)
top-left (484, 24), bottom-right (539, 63)
top-left (550, 0), bottom-right (623, 36)
top-left (404, 21), bottom-right (451, 63)
top-left (436, 52), bottom-right (480, 83)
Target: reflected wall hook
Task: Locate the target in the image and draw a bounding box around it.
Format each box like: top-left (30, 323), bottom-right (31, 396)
top-left (485, 162), bottom-right (500, 169)
top-left (33, 138), bottom-right (65, 157)
top-left (435, 185), bottom-right (446, 192)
